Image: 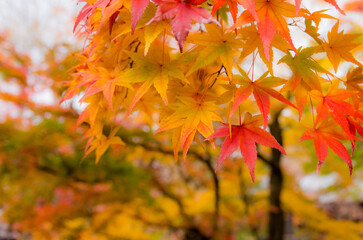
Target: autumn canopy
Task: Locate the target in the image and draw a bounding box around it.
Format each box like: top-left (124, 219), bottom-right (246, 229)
top-left (61, 0), bottom-right (363, 181)
top-left (0, 0), bottom-right (363, 239)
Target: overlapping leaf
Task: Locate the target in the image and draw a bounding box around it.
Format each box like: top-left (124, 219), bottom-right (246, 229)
top-left (74, 0), bottom-right (119, 34)
top-left (61, 66), bottom-right (131, 111)
top-left (300, 119), bottom-right (352, 174)
top-left (345, 67), bottom-right (363, 106)
top-left (310, 81), bottom-right (363, 148)
top-left (122, 46), bottom-right (187, 114)
top-left (188, 24), bottom-right (243, 78)
top-left (279, 47), bottom-right (332, 117)
top-left (230, 0), bottom-right (303, 59)
top-left (131, 0), bottom-right (150, 33)
top-left (230, 67), bottom-right (296, 128)
top-left (67, 0), bottom-right (363, 178)
top-left (237, 24), bottom-right (290, 74)
top-left (156, 96), bottom-right (223, 161)
top-left (148, 0), bottom-right (218, 52)
top-left (211, 0), bottom-right (238, 22)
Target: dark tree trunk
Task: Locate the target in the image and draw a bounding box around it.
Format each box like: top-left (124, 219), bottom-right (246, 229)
top-left (184, 227), bottom-right (211, 240)
top-left (268, 113), bottom-right (284, 240)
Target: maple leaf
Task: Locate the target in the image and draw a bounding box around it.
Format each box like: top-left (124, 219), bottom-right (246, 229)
top-left (186, 0), bottom-right (208, 5)
top-left (147, 0), bottom-right (218, 52)
top-left (143, 20), bottom-right (170, 55)
top-left (108, 6), bottom-right (157, 43)
top-left (131, 0), bottom-right (150, 33)
top-left (306, 9), bottom-right (337, 28)
top-left (207, 113), bottom-right (285, 182)
top-left (346, 67), bottom-right (363, 94)
top-left (211, 0), bottom-right (257, 23)
top-left (303, 10), bottom-right (337, 45)
top-left (229, 0), bottom-right (302, 59)
top-left (156, 96), bottom-right (223, 161)
top-left (237, 24), bottom-right (291, 74)
top-left (64, 66), bottom-right (131, 111)
top-left (348, 115), bottom-right (363, 139)
top-left (211, 0), bottom-right (239, 22)
top-left (98, 0), bottom-right (124, 34)
top-left (74, 0), bottom-right (116, 33)
top-left (321, 22), bottom-right (362, 72)
top-left (345, 67), bottom-right (363, 106)
top-left (238, 0), bottom-right (258, 20)
top-left (84, 127), bottom-right (124, 163)
top-left (300, 119), bottom-right (352, 174)
top-left (187, 24), bottom-right (243, 78)
top-left (230, 67), bottom-right (296, 128)
top-left (310, 81), bottom-right (363, 149)
top-left (123, 46), bottom-right (187, 115)
top-left (74, 94), bottom-right (110, 132)
top-left (279, 47), bottom-right (332, 117)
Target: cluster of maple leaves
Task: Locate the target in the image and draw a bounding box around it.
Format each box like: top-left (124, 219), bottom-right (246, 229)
top-left (63, 0), bottom-right (363, 181)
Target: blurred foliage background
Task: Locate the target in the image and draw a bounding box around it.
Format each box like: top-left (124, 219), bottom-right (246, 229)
top-left (0, 0), bottom-right (362, 240)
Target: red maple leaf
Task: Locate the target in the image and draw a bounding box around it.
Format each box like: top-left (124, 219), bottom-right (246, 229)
top-left (230, 67), bottom-right (296, 129)
top-left (186, 0), bottom-right (207, 4)
top-left (207, 113), bottom-right (285, 182)
top-left (229, 0), bottom-right (301, 59)
top-left (131, 0), bottom-right (150, 33)
top-left (348, 115), bottom-right (363, 138)
top-left (300, 119), bottom-right (354, 174)
top-left (310, 81), bottom-right (363, 149)
top-left (148, 0), bottom-right (218, 52)
top-left (74, 0), bottom-right (115, 33)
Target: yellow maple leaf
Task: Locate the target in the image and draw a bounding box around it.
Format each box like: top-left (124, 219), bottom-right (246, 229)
top-left (156, 95), bottom-right (223, 161)
top-left (187, 23), bottom-right (243, 79)
top-left (322, 22), bottom-right (362, 72)
top-left (123, 43), bottom-right (187, 115)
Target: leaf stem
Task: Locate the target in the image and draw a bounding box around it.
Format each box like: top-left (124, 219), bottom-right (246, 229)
top-left (239, 106), bottom-right (242, 125)
top-left (208, 65), bottom-right (224, 89)
top-left (162, 29), bottom-right (166, 65)
top-left (309, 95), bottom-right (316, 127)
top-left (247, 50), bottom-right (257, 81)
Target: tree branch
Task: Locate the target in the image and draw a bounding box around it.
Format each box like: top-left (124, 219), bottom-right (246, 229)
top-left (120, 129), bottom-right (220, 236)
top-left (148, 159), bottom-right (190, 221)
top-left (199, 155), bottom-right (220, 235)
